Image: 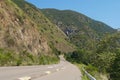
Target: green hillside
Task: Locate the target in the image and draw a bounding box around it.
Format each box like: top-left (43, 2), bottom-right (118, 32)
top-left (41, 9), bottom-right (116, 51)
top-left (65, 32), bottom-right (120, 80)
top-left (96, 32), bottom-right (120, 80)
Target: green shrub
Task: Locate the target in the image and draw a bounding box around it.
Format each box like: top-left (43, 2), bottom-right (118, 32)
top-left (0, 48), bottom-right (59, 66)
top-left (38, 55), bottom-right (59, 65)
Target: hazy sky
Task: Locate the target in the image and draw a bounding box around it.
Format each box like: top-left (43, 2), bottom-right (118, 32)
top-left (26, 0), bottom-right (120, 29)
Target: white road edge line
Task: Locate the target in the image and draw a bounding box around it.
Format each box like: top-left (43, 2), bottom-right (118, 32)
top-left (18, 76), bottom-right (31, 80)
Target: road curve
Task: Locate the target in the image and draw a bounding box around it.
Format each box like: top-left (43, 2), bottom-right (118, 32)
top-left (0, 56), bottom-right (82, 80)
top-left (36, 62), bottom-right (81, 80)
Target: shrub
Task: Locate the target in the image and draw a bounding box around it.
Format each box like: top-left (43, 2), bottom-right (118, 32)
top-left (0, 49), bottom-right (59, 66)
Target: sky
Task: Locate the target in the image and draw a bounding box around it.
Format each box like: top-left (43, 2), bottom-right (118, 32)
top-left (26, 0), bottom-right (120, 29)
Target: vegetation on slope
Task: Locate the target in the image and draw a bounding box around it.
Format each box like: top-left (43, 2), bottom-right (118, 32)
top-left (12, 0), bottom-right (75, 53)
top-left (0, 0), bottom-right (74, 66)
top-left (41, 9), bottom-right (116, 51)
top-left (0, 48), bottom-right (59, 66)
top-left (97, 32), bottom-right (120, 80)
top-left (65, 32), bottom-right (120, 80)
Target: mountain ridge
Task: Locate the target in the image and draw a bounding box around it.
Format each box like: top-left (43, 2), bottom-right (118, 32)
top-left (41, 8), bottom-right (116, 50)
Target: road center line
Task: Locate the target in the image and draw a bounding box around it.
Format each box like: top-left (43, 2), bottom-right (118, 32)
top-left (18, 76), bottom-right (31, 80)
top-left (45, 71), bottom-right (51, 74)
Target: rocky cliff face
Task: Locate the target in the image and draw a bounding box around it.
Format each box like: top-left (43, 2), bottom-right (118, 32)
top-left (0, 0), bottom-right (51, 55)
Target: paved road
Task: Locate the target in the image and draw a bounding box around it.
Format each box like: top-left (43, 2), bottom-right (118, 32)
top-left (0, 56), bottom-right (82, 80)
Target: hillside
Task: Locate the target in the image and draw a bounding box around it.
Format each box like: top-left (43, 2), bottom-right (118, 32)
top-left (65, 32), bottom-right (120, 80)
top-left (91, 32), bottom-right (120, 80)
top-left (0, 0), bottom-right (74, 66)
top-left (41, 9), bottom-right (116, 50)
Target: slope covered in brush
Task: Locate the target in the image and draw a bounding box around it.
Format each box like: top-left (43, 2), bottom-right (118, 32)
top-left (0, 0), bottom-right (74, 66)
top-left (41, 9), bottom-right (116, 50)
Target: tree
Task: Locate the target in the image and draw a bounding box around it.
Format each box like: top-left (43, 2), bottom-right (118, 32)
top-left (109, 50), bottom-right (120, 80)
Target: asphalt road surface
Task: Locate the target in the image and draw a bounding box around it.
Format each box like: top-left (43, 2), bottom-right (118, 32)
top-left (0, 56), bottom-right (82, 80)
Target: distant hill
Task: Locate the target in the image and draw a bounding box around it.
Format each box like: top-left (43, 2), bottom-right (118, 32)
top-left (41, 9), bottom-right (116, 50)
